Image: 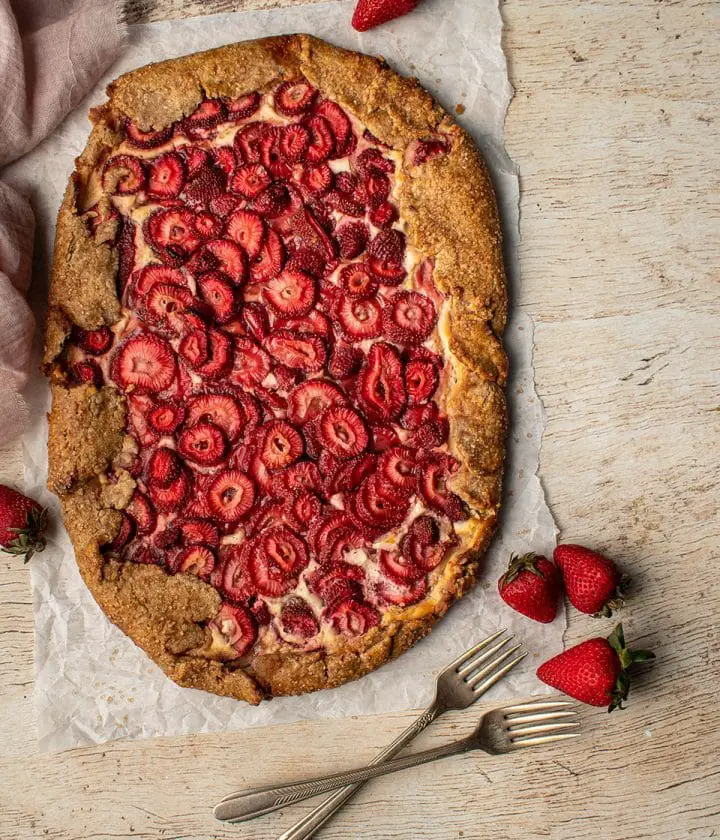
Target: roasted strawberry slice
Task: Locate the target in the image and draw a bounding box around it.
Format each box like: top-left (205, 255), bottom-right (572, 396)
top-left (375, 575), bottom-right (427, 607)
top-left (307, 565), bottom-right (364, 609)
top-left (356, 148), bottom-right (395, 177)
top-left (149, 469), bottom-right (191, 513)
top-left (110, 512), bottom-right (136, 552)
top-left (145, 282), bottom-right (194, 331)
top-left (73, 326), bottom-right (113, 356)
top-left (280, 597), bottom-right (319, 638)
top-left (401, 516), bottom-right (450, 572)
top-left (287, 379), bottom-right (346, 425)
top-left (194, 329), bottom-right (233, 380)
top-left (102, 154), bottom-right (145, 194)
top-left (233, 122), bottom-right (266, 163)
top-left (364, 172), bottom-right (391, 208)
top-left (218, 542), bottom-right (254, 601)
top-left (307, 510), bottom-right (354, 557)
top-left (177, 517), bottom-right (219, 547)
top-left (417, 453), bottom-right (466, 521)
top-left (194, 210), bottom-right (224, 239)
top-left (370, 424), bottom-right (401, 452)
top-left (208, 470), bottom-right (255, 523)
top-left (304, 115), bottom-right (334, 164)
top-left (290, 492), bottom-right (322, 531)
top-left (170, 545), bottom-right (216, 579)
top-left (411, 136), bottom-right (451, 166)
top-left (210, 602), bottom-right (257, 656)
top-left (133, 265), bottom-right (186, 297)
top-left (226, 209), bottom-right (265, 260)
top-left (249, 526), bottom-right (309, 597)
top-left (147, 446), bottom-right (181, 487)
top-left (111, 333), bottom-right (176, 394)
top-left (183, 164), bottom-right (224, 211)
top-left (272, 363), bottom-right (301, 392)
top-left (185, 99), bottom-right (226, 128)
top-left (125, 120), bottom-right (172, 149)
top-left (284, 245), bottom-right (326, 277)
top-left (245, 499), bottom-right (291, 537)
top-left (274, 461), bottom-right (322, 497)
top-left (276, 310), bottom-right (331, 339)
top-left (209, 194), bottom-right (240, 219)
top-left (241, 301), bottom-right (270, 341)
top-left (356, 342), bottom-right (406, 421)
top-left (259, 420), bottom-right (304, 470)
top-left (186, 392), bottom-right (243, 444)
top-left (355, 477), bottom-right (409, 529)
top-left (317, 406), bottom-right (369, 460)
top-left (326, 598), bottom-right (379, 636)
top-left (147, 151), bottom-right (185, 199)
top-left (338, 264), bottom-right (376, 300)
top-left (300, 163), bottom-right (334, 196)
top-left (191, 239), bottom-right (248, 286)
top-left (230, 337), bottom-right (271, 388)
top-left (148, 399), bottom-right (186, 434)
top-left (145, 208), bottom-right (201, 262)
top-left (179, 329), bottom-right (212, 372)
top-left (315, 100), bottom-right (353, 156)
top-left (275, 80), bottom-right (318, 115)
top-left (198, 272), bottom-right (237, 324)
top-left (254, 182), bottom-right (292, 218)
top-left (327, 453), bottom-right (377, 495)
top-left (379, 548), bottom-right (425, 584)
top-left (369, 201), bottom-right (398, 229)
top-left (335, 222), bottom-right (369, 260)
top-left (385, 290), bottom-right (437, 344)
top-left (328, 341), bottom-right (362, 381)
top-left (280, 123), bottom-right (311, 162)
top-left (405, 358), bottom-right (439, 403)
top-left (264, 330), bottom-right (327, 373)
top-left (211, 146), bottom-right (237, 179)
top-left (401, 402), bottom-right (439, 430)
top-left (249, 454), bottom-right (275, 495)
top-left (409, 417), bottom-right (449, 449)
top-left (182, 146), bottom-right (211, 176)
top-left (378, 446), bottom-right (416, 491)
top-left (264, 269), bottom-right (316, 316)
top-left (177, 421), bottom-right (227, 466)
top-left (367, 228), bottom-right (406, 263)
top-left (230, 163), bottom-right (271, 199)
top-left (70, 360), bottom-right (103, 388)
top-left (250, 228), bottom-right (285, 282)
top-left (337, 296), bottom-right (383, 341)
top-left (227, 91), bottom-right (261, 120)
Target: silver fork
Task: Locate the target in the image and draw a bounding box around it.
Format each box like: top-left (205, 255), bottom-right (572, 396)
top-left (214, 629), bottom-right (526, 826)
top-left (214, 700), bottom-right (579, 823)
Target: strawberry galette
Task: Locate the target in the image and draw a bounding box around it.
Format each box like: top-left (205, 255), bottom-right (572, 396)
top-left (45, 36), bottom-right (507, 703)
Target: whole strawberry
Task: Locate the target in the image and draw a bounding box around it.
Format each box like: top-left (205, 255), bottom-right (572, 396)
top-left (0, 484), bottom-right (48, 563)
top-left (352, 0), bottom-right (421, 32)
top-left (554, 543), bottom-right (629, 617)
top-left (498, 553), bottom-right (560, 623)
top-left (537, 624), bottom-right (655, 711)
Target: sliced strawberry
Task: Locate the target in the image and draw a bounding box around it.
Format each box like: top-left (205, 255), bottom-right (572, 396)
top-left (284, 247), bottom-right (327, 278)
top-left (241, 301), bottom-right (270, 341)
top-left (337, 296), bottom-right (383, 341)
top-left (356, 476), bottom-right (410, 528)
top-left (110, 512), bottom-right (136, 552)
top-left (309, 199), bottom-right (335, 233)
top-left (233, 122), bottom-right (266, 164)
top-left (378, 446), bottom-right (416, 491)
top-left (185, 99), bottom-right (225, 128)
top-left (290, 492), bottom-right (322, 531)
top-left (315, 100), bottom-right (353, 156)
top-left (275, 80), bottom-right (317, 116)
top-left (274, 461), bottom-right (322, 497)
top-left (186, 392), bottom-right (243, 444)
top-left (183, 165), bottom-right (224, 211)
top-left (230, 337), bottom-right (271, 387)
top-left (280, 597), bottom-right (319, 638)
top-left (259, 420), bottom-right (304, 470)
top-left (170, 545), bottom-right (216, 579)
top-left (335, 222), bottom-right (369, 260)
top-left (379, 548), bottom-right (425, 584)
top-left (370, 424), bottom-right (400, 452)
top-left (356, 148), bottom-right (395, 177)
top-left (375, 575), bottom-right (427, 607)
top-left (178, 328), bottom-right (208, 370)
top-left (194, 210), bottom-right (224, 239)
top-left (211, 603), bottom-right (257, 656)
top-left (125, 120), bottom-right (172, 149)
top-left (317, 406), bottom-right (369, 460)
top-left (326, 598), bottom-right (378, 636)
top-left (272, 364), bottom-right (301, 392)
top-left (111, 333), bottom-right (176, 394)
top-left (409, 417), bottom-right (449, 449)
top-left (249, 454), bottom-right (275, 496)
top-left (245, 499), bottom-right (292, 537)
top-left (226, 209), bottom-right (265, 260)
top-left (208, 470), bottom-right (255, 523)
top-left (194, 239), bottom-right (248, 285)
top-left (304, 115), bottom-right (334, 164)
top-left (144, 282), bottom-right (194, 331)
top-left (177, 421), bottom-right (227, 465)
top-left (339, 263), bottom-right (377, 298)
top-left (230, 163), bottom-right (271, 198)
top-left (385, 290), bottom-right (437, 344)
top-left (356, 342), bottom-right (406, 421)
top-left (401, 516), bottom-right (450, 572)
top-left (364, 172), bottom-right (391, 208)
top-left (264, 330), bottom-right (327, 373)
top-left (280, 123), bottom-right (311, 162)
top-left (255, 385), bottom-right (288, 414)
top-left (73, 326), bottom-right (113, 356)
top-left (227, 91), bottom-right (261, 120)
top-left (219, 542), bottom-right (254, 602)
top-left (369, 201), bottom-right (398, 228)
top-left (301, 419), bottom-right (323, 460)
top-left (147, 446), bottom-right (181, 487)
top-left (328, 341), bottom-right (363, 380)
top-left (177, 517), bottom-right (219, 547)
top-left (212, 146), bottom-right (237, 178)
top-left (198, 272), bottom-right (237, 323)
top-left (194, 328), bottom-right (233, 379)
top-left (287, 379), bottom-right (346, 425)
top-left (147, 400), bottom-right (185, 435)
top-left (411, 136), bottom-right (451, 166)
top-left (250, 228), bottom-right (285, 281)
top-left (209, 194), bottom-right (240, 219)
top-left (70, 360), bottom-right (103, 388)
top-left (307, 510), bottom-right (353, 555)
top-left (307, 563), bottom-right (364, 607)
top-left (417, 453), bottom-right (465, 521)
top-left (264, 269), bottom-right (316, 316)
top-left (133, 265), bottom-right (186, 297)
top-left (102, 154), bottom-right (145, 195)
top-left (326, 189), bottom-right (365, 218)
top-left (127, 491), bottom-right (156, 535)
top-left (368, 228), bottom-right (405, 263)
top-left (253, 182), bottom-right (291, 218)
top-left (401, 401), bottom-right (439, 430)
top-left (250, 599), bottom-right (272, 625)
top-left (147, 152), bottom-right (185, 198)
top-left (249, 526), bottom-right (309, 597)
top-left (182, 146), bottom-right (211, 177)
top-left (318, 524), bottom-right (365, 566)
top-left (145, 208), bottom-right (201, 262)
top-left (275, 309), bottom-right (331, 338)
top-left (327, 452), bottom-right (377, 495)
top-left (300, 163), bottom-right (334, 196)
top-left (405, 359), bottom-right (439, 403)
top-left (117, 219), bottom-right (137, 295)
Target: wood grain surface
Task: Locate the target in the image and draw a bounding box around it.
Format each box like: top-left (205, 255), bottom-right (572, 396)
top-left (1, 1), bottom-right (718, 838)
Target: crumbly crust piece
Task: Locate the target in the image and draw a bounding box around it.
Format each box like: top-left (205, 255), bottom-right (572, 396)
top-left (45, 35), bottom-right (507, 704)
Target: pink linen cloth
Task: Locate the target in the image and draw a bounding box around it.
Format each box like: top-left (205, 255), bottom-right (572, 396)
top-left (0, 0), bottom-right (126, 442)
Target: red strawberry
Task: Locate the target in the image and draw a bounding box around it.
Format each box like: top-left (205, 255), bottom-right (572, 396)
top-left (132, 265), bottom-right (186, 296)
top-left (537, 624), bottom-right (655, 711)
top-left (284, 247), bottom-right (328, 278)
top-left (241, 301), bottom-right (270, 341)
top-left (210, 603), bottom-right (257, 656)
top-left (185, 99), bottom-right (225, 128)
top-left (227, 91), bottom-right (261, 120)
top-left (326, 598), bottom-right (379, 636)
top-left (417, 452), bottom-right (465, 521)
top-left (226, 209), bottom-right (265, 260)
top-left (207, 470), bottom-right (255, 524)
top-left (146, 447), bottom-right (181, 487)
top-left (260, 420), bottom-right (304, 470)
top-left (230, 163), bottom-right (271, 198)
top-left (280, 124), bottom-right (311, 162)
top-left (194, 239), bottom-right (248, 285)
top-left (317, 406), bottom-right (369, 460)
top-left (554, 544), bottom-right (630, 617)
top-left (102, 154), bottom-right (145, 194)
top-left (384, 290), bottom-right (437, 344)
top-left (253, 182), bottom-right (292, 218)
top-left (125, 120), bottom-right (172, 149)
top-left (287, 379), bottom-right (346, 425)
top-left (327, 342), bottom-right (361, 380)
top-left (230, 338), bottom-right (271, 388)
top-left (300, 164), bottom-right (334, 196)
top-left (405, 358), bottom-right (439, 403)
top-left (275, 80), bottom-right (318, 116)
top-left (145, 283), bottom-right (194, 330)
top-left (335, 221), bottom-right (369, 260)
top-left (147, 400), bottom-right (185, 434)
top-left (111, 334), bottom-right (176, 393)
top-left (352, 0), bottom-right (420, 31)
top-left (411, 136), bottom-right (451, 166)
top-left (339, 263), bottom-right (377, 298)
top-left (304, 115), bottom-right (335, 164)
top-left (148, 469), bottom-right (190, 513)
top-left (315, 101), bottom-right (353, 156)
top-left (264, 269), bottom-right (316, 316)
top-left (356, 342), bottom-right (406, 421)
top-left (171, 545), bottom-right (216, 580)
top-left (70, 360), bottom-right (103, 388)
top-left (183, 165), bottom-right (224, 211)
top-left (147, 152), bottom-right (185, 198)
top-left (194, 210), bottom-right (224, 239)
top-left (110, 512), bottom-right (136, 552)
top-left (249, 526), bottom-right (309, 597)
top-left (73, 326), bottom-right (113, 356)
top-left (178, 328), bottom-right (209, 369)
top-left (375, 575), bottom-right (426, 607)
top-left (368, 228), bottom-right (404, 262)
top-left (198, 272), bottom-right (237, 323)
top-left (369, 201), bottom-right (398, 228)
top-left (0, 485), bottom-right (47, 563)
top-left (177, 422), bottom-right (227, 466)
top-left (380, 548), bottom-right (425, 584)
top-left (128, 490), bottom-right (157, 535)
top-left (212, 146), bottom-right (237, 178)
top-left (326, 453), bottom-right (377, 495)
top-left (290, 492), bottom-right (322, 531)
top-left (337, 295), bottom-right (383, 341)
top-left (378, 446), bottom-right (415, 491)
top-left (177, 518), bottom-right (219, 548)
top-left (145, 208), bottom-right (201, 262)
top-left (182, 146), bottom-right (211, 177)
top-left (194, 328), bottom-right (233, 380)
top-left (264, 330), bottom-right (327, 373)
top-left (364, 173), bottom-right (391, 208)
top-left (250, 228), bottom-right (285, 282)
top-left (307, 563), bottom-right (364, 607)
top-left (275, 461), bottom-right (322, 497)
top-left (498, 553), bottom-right (561, 624)
top-left (401, 515), bottom-right (450, 571)
top-left (280, 597), bottom-right (319, 638)
top-left (186, 392), bottom-right (243, 444)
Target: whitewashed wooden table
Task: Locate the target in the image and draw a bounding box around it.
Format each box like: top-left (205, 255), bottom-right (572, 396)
top-left (0, 1), bottom-right (718, 838)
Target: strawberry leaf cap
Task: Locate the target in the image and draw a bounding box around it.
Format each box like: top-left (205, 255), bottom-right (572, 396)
top-left (596, 573), bottom-right (631, 618)
top-left (500, 552), bottom-right (550, 587)
top-left (5, 506), bottom-right (48, 563)
top-left (606, 623), bottom-right (656, 712)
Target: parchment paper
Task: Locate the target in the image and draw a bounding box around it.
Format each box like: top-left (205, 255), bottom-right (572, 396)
top-left (2, 0), bottom-right (563, 753)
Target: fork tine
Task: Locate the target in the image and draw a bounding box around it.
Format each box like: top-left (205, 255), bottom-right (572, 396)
top-left (511, 732), bottom-right (581, 748)
top-left (471, 651), bottom-right (527, 696)
top-left (447, 629), bottom-right (507, 671)
top-left (502, 700), bottom-right (572, 715)
top-left (466, 644), bottom-right (524, 688)
top-left (508, 721), bottom-right (580, 738)
top-left (505, 710), bottom-right (577, 726)
top-left (457, 637), bottom-right (513, 678)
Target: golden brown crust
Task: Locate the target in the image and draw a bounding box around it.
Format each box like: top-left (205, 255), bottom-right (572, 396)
top-left (45, 35), bottom-right (507, 705)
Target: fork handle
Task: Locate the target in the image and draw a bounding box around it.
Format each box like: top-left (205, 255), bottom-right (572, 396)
top-left (277, 702), bottom-right (440, 840)
top-left (214, 733), bottom-right (477, 824)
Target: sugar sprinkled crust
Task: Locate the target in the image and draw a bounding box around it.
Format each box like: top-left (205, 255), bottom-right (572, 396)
top-left (45, 35), bottom-right (507, 704)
